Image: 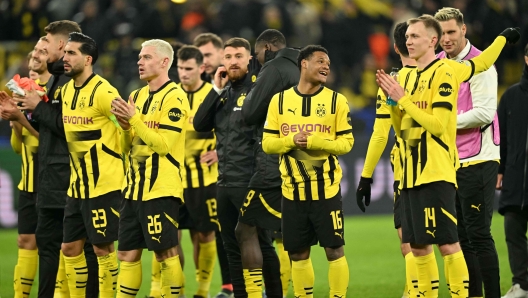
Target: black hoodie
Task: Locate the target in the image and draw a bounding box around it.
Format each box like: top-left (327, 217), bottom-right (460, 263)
top-left (30, 58), bottom-right (73, 208)
top-left (497, 62), bottom-right (528, 214)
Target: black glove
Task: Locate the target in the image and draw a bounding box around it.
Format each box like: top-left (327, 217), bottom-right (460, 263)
top-left (247, 55), bottom-right (261, 81)
top-left (356, 177), bottom-right (373, 212)
top-left (499, 27), bottom-right (521, 44)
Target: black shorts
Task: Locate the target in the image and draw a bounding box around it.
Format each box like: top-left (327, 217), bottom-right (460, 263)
top-left (282, 192), bottom-right (344, 252)
top-left (239, 188), bottom-right (282, 232)
top-left (393, 181), bottom-right (402, 229)
top-left (18, 191), bottom-right (38, 234)
top-left (63, 191), bottom-right (121, 244)
top-left (178, 184), bottom-right (220, 232)
top-left (401, 182), bottom-right (459, 245)
top-left (118, 197), bottom-right (181, 251)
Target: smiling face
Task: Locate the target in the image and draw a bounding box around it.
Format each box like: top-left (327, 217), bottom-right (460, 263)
top-left (137, 45), bottom-right (167, 81)
top-left (31, 39), bottom-right (49, 74)
top-left (223, 46), bottom-right (249, 81)
top-left (439, 19), bottom-right (466, 58)
top-left (302, 51), bottom-right (330, 85)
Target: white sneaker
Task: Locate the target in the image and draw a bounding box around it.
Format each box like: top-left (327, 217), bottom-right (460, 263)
top-left (502, 284), bottom-right (528, 298)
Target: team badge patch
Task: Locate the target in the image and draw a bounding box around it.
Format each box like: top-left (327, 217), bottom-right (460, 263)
top-left (316, 103), bottom-right (326, 118)
top-left (439, 83), bottom-right (453, 97)
top-left (237, 93), bottom-right (246, 107)
top-left (251, 75), bottom-right (257, 82)
top-left (168, 108), bottom-right (183, 122)
top-left (54, 86), bottom-right (62, 100)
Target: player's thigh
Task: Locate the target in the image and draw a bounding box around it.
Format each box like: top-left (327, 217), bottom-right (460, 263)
top-left (281, 197), bottom-right (316, 252)
top-left (138, 197), bottom-right (181, 251)
top-left (239, 188), bottom-right (281, 232)
top-left (185, 184), bottom-right (220, 232)
top-left (409, 182), bottom-right (458, 245)
top-left (310, 193), bottom-right (345, 249)
top-left (18, 191), bottom-right (38, 234)
top-left (81, 190), bottom-right (121, 244)
top-left (63, 196), bottom-right (88, 243)
top-left (118, 198), bottom-right (146, 251)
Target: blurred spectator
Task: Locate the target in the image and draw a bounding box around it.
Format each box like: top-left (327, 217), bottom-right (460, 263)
top-left (9, 0), bottom-right (49, 40)
top-left (135, 0), bottom-right (182, 38)
top-left (105, 0), bottom-right (137, 39)
top-left (72, 0), bottom-right (109, 47)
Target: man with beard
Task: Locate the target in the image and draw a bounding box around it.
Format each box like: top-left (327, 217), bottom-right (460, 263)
top-left (12, 20), bottom-right (100, 298)
top-left (194, 37), bottom-right (258, 298)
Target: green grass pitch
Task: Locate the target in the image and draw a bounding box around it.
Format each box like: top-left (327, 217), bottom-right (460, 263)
top-left (0, 214), bottom-right (514, 297)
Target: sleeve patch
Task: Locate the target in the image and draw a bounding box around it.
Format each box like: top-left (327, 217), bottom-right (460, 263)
top-left (438, 83), bottom-right (454, 97)
top-left (168, 108), bottom-right (184, 122)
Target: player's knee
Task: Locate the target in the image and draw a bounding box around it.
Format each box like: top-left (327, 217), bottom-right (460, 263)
top-left (198, 230), bottom-right (215, 243)
top-left (154, 245), bottom-right (179, 262)
top-left (437, 242), bottom-right (461, 256)
top-left (324, 246), bottom-right (344, 261)
top-left (288, 248), bottom-right (310, 262)
top-left (92, 242), bottom-right (114, 257)
top-left (61, 242), bottom-right (83, 257)
top-left (400, 242), bottom-right (411, 257)
top-left (118, 250), bottom-right (142, 262)
top-left (235, 222), bottom-right (255, 243)
top-left (17, 234), bottom-right (37, 250)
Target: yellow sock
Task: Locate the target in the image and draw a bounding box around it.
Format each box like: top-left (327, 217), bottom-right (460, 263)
top-left (414, 252), bottom-right (439, 298)
top-left (243, 269), bottom-right (263, 298)
top-left (405, 253), bottom-right (418, 298)
top-left (63, 251), bottom-right (89, 298)
top-left (291, 259), bottom-right (314, 298)
top-left (275, 239), bottom-right (291, 297)
top-left (328, 256), bottom-right (349, 297)
top-left (444, 251), bottom-right (469, 298)
top-left (150, 253), bottom-right (161, 298)
top-left (14, 248), bottom-right (38, 298)
top-left (197, 240), bottom-right (216, 297)
top-left (443, 254), bottom-right (450, 292)
top-left (97, 251), bottom-right (119, 298)
top-left (117, 260), bottom-right (142, 298)
top-left (160, 255), bottom-right (183, 298)
top-left (195, 269), bottom-right (200, 283)
top-left (54, 251), bottom-right (70, 298)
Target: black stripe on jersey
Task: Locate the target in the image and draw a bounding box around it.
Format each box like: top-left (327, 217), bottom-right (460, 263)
top-left (295, 160), bottom-right (312, 200)
top-left (159, 124), bottom-right (182, 132)
top-left (464, 60), bottom-right (475, 83)
top-left (194, 155), bottom-right (205, 187)
top-left (160, 87), bottom-right (179, 111)
top-left (404, 71), bottom-right (411, 90)
top-left (420, 131), bottom-right (427, 173)
top-left (431, 102), bottom-right (453, 111)
top-left (102, 144), bottom-right (122, 160)
top-left (80, 156), bottom-right (90, 199)
top-left (71, 89), bottom-right (80, 110)
top-left (70, 154), bottom-right (81, 198)
top-left (376, 114), bottom-right (390, 119)
top-left (263, 129), bottom-right (279, 134)
top-left (149, 153), bottom-right (159, 191)
top-left (33, 152), bottom-right (38, 191)
top-left (132, 90), bottom-right (141, 103)
top-left (137, 162), bottom-right (146, 201)
top-left (23, 147), bottom-right (29, 191)
top-left (278, 92), bottom-right (284, 115)
top-left (431, 135), bottom-right (449, 152)
top-left (411, 73), bottom-right (421, 95)
top-left (128, 156), bottom-right (136, 199)
top-left (410, 145), bottom-right (419, 187)
top-left (184, 162), bottom-right (193, 188)
top-left (194, 131), bottom-right (215, 139)
top-left (314, 165), bottom-right (325, 200)
top-left (62, 83), bottom-right (69, 101)
top-left (187, 93), bottom-right (194, 110)
top-left (428, 70), bottom-right (437, 89)
top-left (89, 81), bottom-right (103, 106)
top-left (336, 129), bottom-right (353, 136)
top-left (331, 92), bottom-right (337, 114)
top-left (90, 145), bottom-right (100, 187)
top-left (72, 130), bottom-right (102, 141)
top-left (141, 95), bottom-right (154, 115)
top-left (301, 97), bottom-right (311, 117)
top-left (327, 155), bottom-right (336, 185)
top-left (166, 153), bottom-right (181, 169)
top-left (123, 155), bottom-right (131, 196)
top-left (283, 156), bottom-right (300, 200)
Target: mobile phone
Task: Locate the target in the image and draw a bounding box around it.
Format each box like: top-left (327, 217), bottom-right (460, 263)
top-left (221, 71), bottom-right (227, 78)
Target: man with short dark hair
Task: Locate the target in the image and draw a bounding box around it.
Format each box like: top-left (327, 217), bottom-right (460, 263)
top-left (194, 37), bottom-right (258, 298)
top-left (194, 33), bottom-right (224, 83)
top-left (263, 45), bottom-right (353, 297)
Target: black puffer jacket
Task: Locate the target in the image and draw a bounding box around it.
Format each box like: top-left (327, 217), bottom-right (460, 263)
top-left (31, 58), bottom-right (72, 208)
top-left (242, 48), bottom-right (300, 189)
top-left (194, 73), bottom-right (255, 187)
top-left (498, 63), bottom-right (528, 214)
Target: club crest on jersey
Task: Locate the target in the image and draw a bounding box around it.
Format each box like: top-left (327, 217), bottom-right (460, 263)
top-left (150, 100), bottom-right (159, 114)
top-left (316, 103), bottom-right (326, 118)
top-left (54, 86), bottom-right (61, 100)
top-left (168, 108), bottom-right (183, 122)
top-left (251, 75), bottom-right (257, 82)
top-left (79, 97), bottom-right (86, 109)
top-left (237, 93), bottom-right (246, 107)
top-left (439, 83), bottom-right (453, 97)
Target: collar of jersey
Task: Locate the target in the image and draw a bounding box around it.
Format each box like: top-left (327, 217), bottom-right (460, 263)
top-left (403, 65), bottom-right (417, 69)
top-left (417, 58), bottom-right (440, 74)
top-left (149, 80), bottom-right (173, 94)
top-left (293, 85), bottom-right (324, 97)
top-left (74, 73), bottom-right (96, 90)
top-left (180, 81), bottom-right (206, 94)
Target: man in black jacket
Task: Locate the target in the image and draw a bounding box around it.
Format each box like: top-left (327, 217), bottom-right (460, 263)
top-left (13, 20), bottom-right (99, 298)
top-left (194, 37), bottom-right (263, 298)
top-left (497, 43), bottom-right (528, 297)
top-left (237, 29), bottom-right (300, 298)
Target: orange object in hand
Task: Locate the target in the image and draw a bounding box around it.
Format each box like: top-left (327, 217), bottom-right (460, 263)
top-left (13, 74), bottom-right (49, 102)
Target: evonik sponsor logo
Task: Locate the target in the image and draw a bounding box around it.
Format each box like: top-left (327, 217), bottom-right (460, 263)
top-left (280, 123), bottom-right (331, 136)
top-left (63, 116), bottom-right (94, 125)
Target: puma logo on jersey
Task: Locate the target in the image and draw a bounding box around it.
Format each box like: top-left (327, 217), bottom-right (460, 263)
top-left (419, 290), bottom-right (427, 297)
top-left (288, 108), bottom-right (297, 115)
top-left (240, 208), bottom-right (246, 216)
top-left (426, 230), bottom-right (436, 238)
top-left (152, 235), bottom-right (162, 243)
top-left (176, 97), bottom-right (183, 104)
top-left (451, 290), bottom-right (460, 295)
top-left (97, 229), bottom-right (106, 237)
top-left (471, 204), bottom-right (481, 212)
top-left (335, 232), bottom-right (343, 239)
